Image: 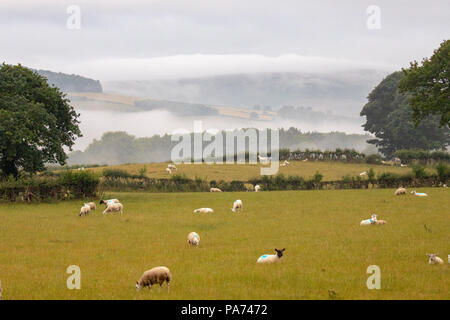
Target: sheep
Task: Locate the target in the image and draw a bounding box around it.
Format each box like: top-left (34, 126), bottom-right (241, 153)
top-left (210, 187), bottom-right (222, 192)
top-left (100, 199), bottom-right (120, 206)
top-left (400, 164), bottom-right (407, 167)
top-left (257, 248), bottom-right (285, 264)
top-left (258, 155), bottom-right (271, 164)
top-left (394, 187), bottom-right (407, 196)
top-left (193, 208), bottom-right (214, 214)
top-left (302, 159), bottom-right (308, 162)
top-left (168, 164), bottom-right (177, 170)
top-left (359, 171), bottom-right (367, 176)
top-left (166, 168), bottom-right (172, 174)
top-left (426, 254), bottom-right (444, 265)
top-left (102, 202), bottom-right (123, 215)
top-left (244, 183), bottom-right (254, 192)
top-left (79, 204), bottom-right (91, 217)
top-left (254, 185), bottom-right (261, 192)
top-left (231, 199), bottom-right (243, 213)
top-left (360, 214), bottom-right (377, 226)
top-left (136, 266), bottom-right (172, 292)
top-left (374, 219), bottom-right (387, 225)
top-left (280, 160), bottom-right (290, 167)
top-left (187, 232), bottom-right (200, 247)
top-left (411, 190), bottom-right (428, 197)
top-left (86, 202), bottom-right (96, 211)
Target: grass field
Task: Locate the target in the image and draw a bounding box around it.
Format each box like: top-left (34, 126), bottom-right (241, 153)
top-left (0, 188), bottom-right (448, 300)
top-left (85, 161), bottom-right (420, 182)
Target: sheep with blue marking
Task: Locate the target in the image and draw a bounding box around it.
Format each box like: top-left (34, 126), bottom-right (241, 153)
top-left (187, 232), bottom-right (200, 247)
top-left (257, 248), bottom-right (285, 264)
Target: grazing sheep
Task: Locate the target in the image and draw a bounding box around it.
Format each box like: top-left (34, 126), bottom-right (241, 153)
top-left (210, 187), bottom-right (222, 192)
top-left (136, 266), bottom-right (172, 292)
top-left (193, 208), bottom-right (214, 214)
top-left (360, 214), bottom-right (377, 226)
top-left (79, 204), bottom-right (91, 217)
top-left (100, 199), bottom-right (120, 206)
top-left (102, 202), bottom-right (123, 215)
top-left (254, 185), bottom-right (261, 192)
top-left (166, 168), bottom-right (172, 174)
top-left (86, 202), bottom-right (96, 211)
top-left (411, 190), bottom-right (428, 197)
top-left (426, 254), bottom-right (444, 265)
top-left (394, 187), bottom-right (407, 196)
top-left (187, 232), bottom-right (200, 247)
top-left (231, 199), bottom-right (243, 213)
top-left (257, 248), bottom-right (285, 264)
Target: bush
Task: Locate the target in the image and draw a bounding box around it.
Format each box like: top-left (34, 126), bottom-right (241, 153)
top-left (412, 164), bottom-right (427, 179)
top-left (436, 162), bottom-right (449, 183)
top-left (365, 154), bottom-right (382, 164)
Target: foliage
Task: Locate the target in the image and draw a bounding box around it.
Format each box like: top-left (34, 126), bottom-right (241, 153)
top-left (394, 149), bottom-right (450, 164)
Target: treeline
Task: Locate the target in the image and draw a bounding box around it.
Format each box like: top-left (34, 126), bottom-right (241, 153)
top-left (134, 99), bottom-right (219, 116)
top-left (67, 129), bottom-right (375, 166)
top-left (394, 149), bottom-right (450, 164)
top-left (34, 69), bottom-right (103, 93)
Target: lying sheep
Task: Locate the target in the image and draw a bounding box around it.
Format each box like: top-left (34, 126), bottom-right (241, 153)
top-left (193, 208), bottom-right (214, 214)
top-left (86, 202), bottom-right (96, 211)
top-left (210, 187), bottom-right (222, 192)
top-left (374, 219), bottom-right (387, 225)
top-left (394, 187), bottom-right (407, 196)
top-left (360, 214), bottom-right (377, 226)
top-left (187, 232), bottom-right (200, 247)
top-left (257, 248), bottom-right (285, 264)
top-left (231, 199), bottom-right (243, 213)
top-left (426, 254), bottom-right (444, 265)
top-left (100, 199), bottom-right (120, 206)
top-left (102, 202), bottom-right (123, 215)
top-left (280, 160), bottom-right (290, 167)
top-left (411, 190), bottom-right (428, 197)
top-left (359, 171), bottom-right (367, 176)
top-left (255, 185), bottom-right (261, 192)
top-left (136, 266), bottom-right (172, 292)
top-left (79, 204), bottom-right (91, 217)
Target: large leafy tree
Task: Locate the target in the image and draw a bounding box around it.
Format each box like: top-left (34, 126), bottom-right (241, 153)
top-left (0, 63), bottom-right (81, 177)
top-left (360, 71), bottom-right (449, 158)
top-left (399, 39), bottom-right (449, 127)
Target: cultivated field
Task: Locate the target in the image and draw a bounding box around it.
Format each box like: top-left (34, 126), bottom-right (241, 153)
top-left (85, 161), bottom-right (418, 182)
top-left (0, 188), bottom-right (448, 300)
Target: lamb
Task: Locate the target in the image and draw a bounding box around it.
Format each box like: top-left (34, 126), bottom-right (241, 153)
top-left (136, 266), bottom-right (172, 292)
top-left (426, 254), bottom-right (444, 265)
top-left (86, 202), bottom-right (96, 211)
top-left (210, 187), bottom-right (222, 192)
top-left (411, 190), bottom-right (428, 197)
top-left (254, 185), bottom-right (261, 192)
top-left (102, 202), bottom-right (123, 215)
top-left (360, 214), bottom-right (377, 226)
top-left (187, 232), bottom-right (200, 247)
top-left (79, 204), bottom-right (91, 217)
top-left (231, 199), bottom-right (243, 213)
top-left (193, 208), bottom-right (214, 214)
top-left (166, 168), bottom-right (172, 174)
top-left (100, 199), bottom-right (120, 206)
top-left (394, 187), bottom-right (407, 196)
top-left (257, 248), bottom-right (285, 264)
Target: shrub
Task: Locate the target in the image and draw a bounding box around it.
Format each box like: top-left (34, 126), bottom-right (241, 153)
top-left (412, 164), bottom-right (427, 179)
top-left (365, 154), bottom-right (382, 164)
top-left (436, 162), bottom-right (449, 183)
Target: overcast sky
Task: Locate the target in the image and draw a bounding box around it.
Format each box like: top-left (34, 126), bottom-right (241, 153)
top-left (0, 0), bottom-right (449, 81)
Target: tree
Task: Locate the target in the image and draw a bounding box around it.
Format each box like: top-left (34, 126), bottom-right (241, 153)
top-left (360, 71), bottom-right (449, 158)
top-left (398, 39), bottom-right (450, 127)
top-left (0, 64), bottom-right (81, 177)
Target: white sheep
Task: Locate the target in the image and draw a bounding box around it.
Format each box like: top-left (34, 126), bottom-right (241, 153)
top-left (400, 164), bottom-right (407, 167)
top-left (210, 187), bottom-right (222, 192)
top-left (136, 266), bottom-right (172, 292)
top-left (258, 155), bottom-right (271, 164)
top-left (86, 202), bottom-right (96, 211)
top-left (166, 168), bottom-right (172, 174)
top-left (426, 254), bottom-right (444, 265)
top-left (103, 202), bottom-right (123, 215)
top-left (79, 204), bottom-right (91, 217)
top-left (168, 164), bottom-right (177, 170)
top-left (411, 190), bottom-right (428, 197)
top-left (280, 160), bottom-right (290, 167)
top-left (394, 187), bottom-right (407, 196)
top-left (254, 185), bottom-right (261, 192)
top-left (193, 208), bottom-right (214, 214)
top-left (302, 159), bottom-right (308, 162)
top-left (257, 248), bottom-right (285, 264)
top-left (359, 171), bottom-right (367, 176)
top-left (100, 199), bottom-right (120, 206)
top-left (187, 232), bottom-right (200, 247)
top-left (231, 199), bottom-right (243, 213)
top-left (360, 214), bottom-right (377, 226)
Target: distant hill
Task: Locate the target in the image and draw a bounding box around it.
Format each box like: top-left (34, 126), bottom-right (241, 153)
top-left (104, 70), bottom-right (389, 117)
top-left (34, 69), bottom-right (103, 93)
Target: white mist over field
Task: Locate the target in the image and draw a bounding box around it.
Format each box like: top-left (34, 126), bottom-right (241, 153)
top-left (74, 109), bottom-right (364, 151)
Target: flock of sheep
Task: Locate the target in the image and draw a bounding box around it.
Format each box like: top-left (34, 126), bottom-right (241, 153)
top-left (75, 182), bottom-right (447, 293)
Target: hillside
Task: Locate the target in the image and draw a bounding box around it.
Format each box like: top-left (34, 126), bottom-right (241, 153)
top-left (34, 69), bottom-right (103, 92)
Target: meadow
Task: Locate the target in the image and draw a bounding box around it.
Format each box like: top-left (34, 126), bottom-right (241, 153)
top-left (85, 161), bottom-right (417, 182)
top-left (0, 188), bottom-right (448, 300)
